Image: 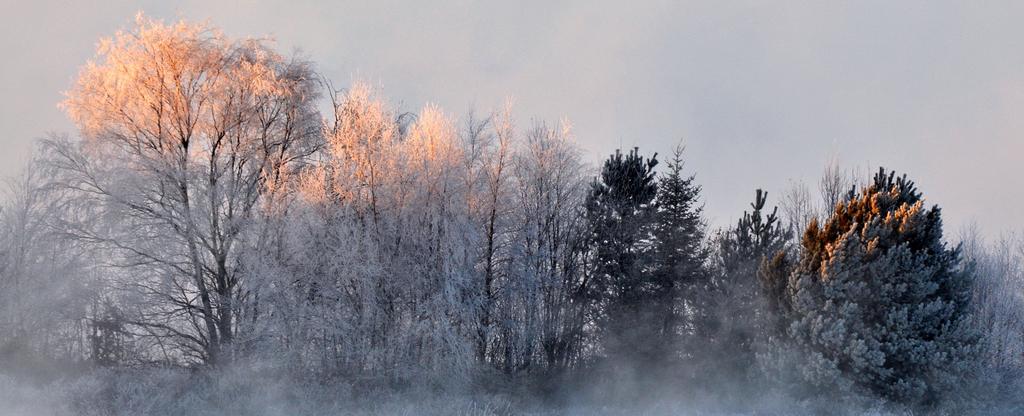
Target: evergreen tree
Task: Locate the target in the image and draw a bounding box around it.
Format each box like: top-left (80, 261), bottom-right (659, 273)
top-left (583, 147), bottom-right (659, 363)
top-left (719, 190), bottom-right (789, 276)
top-left (711, 189), bottom-right (789, 376)
top-left (769, 168), bottom-right (979, 406)
top-left (650, 146), bottom-right (708, 359)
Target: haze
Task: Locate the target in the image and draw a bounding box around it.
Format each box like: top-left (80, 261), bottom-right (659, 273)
top-left (1, 0), bottom-right (1021, 235)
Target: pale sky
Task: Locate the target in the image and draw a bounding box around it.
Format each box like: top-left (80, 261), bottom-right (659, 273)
top-left (1, 1), bottom-right (1021, 236)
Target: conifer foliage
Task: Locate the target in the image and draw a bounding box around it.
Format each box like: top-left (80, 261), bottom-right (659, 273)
top-left (773, 168), bottom-right (979, 405)
top-left (651, 146), bottom-right (708, 360)
top-left (583, 147), bottom-right (660, 362)
top-left (719, 190), bottom-right (789, 277)
top-left (711, 189), bottom-right (789, 375)
top-left (2, 15), bottom-right (1020, 414)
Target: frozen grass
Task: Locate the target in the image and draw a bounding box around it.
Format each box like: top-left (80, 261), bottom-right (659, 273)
top-left (4, 367), bottom-right (1019, 416)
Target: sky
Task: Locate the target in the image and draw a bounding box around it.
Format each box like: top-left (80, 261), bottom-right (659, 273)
top-left (1, 0), bottom-right (1021, 236)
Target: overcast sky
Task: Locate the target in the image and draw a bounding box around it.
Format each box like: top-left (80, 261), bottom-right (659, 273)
top-left (1, 1), bottom-right (1021, 236)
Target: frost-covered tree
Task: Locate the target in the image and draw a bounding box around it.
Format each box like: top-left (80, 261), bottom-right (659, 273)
top-left (50, 15), bottom-right (321, 365)
top-left (819, 157), bottom-right (857, 217)
top-left (769, 168), bottom-right (979, 406)
top-left (960, 228), bottom-right (1024, 372)
top-left (0, 159), bottom-right (98, 368)
top-left (460, 108), bottom-right (512, 364)
top-left (779, 179), bottom-right (816, 242)
top-left (252, 83), bottom-right (480, 380)
top-left (493, 122), bottom-right (589, 373)
top-left (236, 84), bottom-right (594, 381)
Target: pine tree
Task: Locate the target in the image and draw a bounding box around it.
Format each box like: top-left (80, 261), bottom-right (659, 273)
top-left (719, 190), bottom-right (789, 276)
top-left (583, 147), bottom-right (659, 363)
top-left (771, 168), bottom-right (979, 406)
top-left (711, 189), bottom-right (789, 376)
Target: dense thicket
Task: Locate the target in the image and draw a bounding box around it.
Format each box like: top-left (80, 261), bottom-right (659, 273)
top-left (0, 16), bottom-right (1020, 415)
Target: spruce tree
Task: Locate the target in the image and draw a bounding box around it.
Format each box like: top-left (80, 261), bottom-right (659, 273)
top-left (583, 147), bottom-right (659, 364)
top-left (771, 168), bottom-right (978, 406)
top-left (650, 146), bottom-right (708, 360)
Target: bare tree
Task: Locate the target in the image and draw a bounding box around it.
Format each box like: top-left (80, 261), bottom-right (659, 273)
top-left (961, 226), bottom-right (1024, 370)
top-left (249, 83), bottom-right (485, 380)
top-left (460, 102), bottom-right (516, 363)
top-left (779, 179), bottom-right (816, 238)
top-left (0, 158), bottom-right (95, 365)
top-left (490, 120), bottom-right (588, 372)
top-left (818, 156), bottom-right (852, 215)
top-left (49, 15), bottom-right (321, 365)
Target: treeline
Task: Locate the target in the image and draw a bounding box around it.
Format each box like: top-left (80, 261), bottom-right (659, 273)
top-left (0, 16), bottom-right (1022, 413)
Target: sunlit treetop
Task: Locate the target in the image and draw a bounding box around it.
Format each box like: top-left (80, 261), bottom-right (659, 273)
top-left (62, 13), bottom-right (319, 171)
top-left (801, 167), bottom-right (947, 276)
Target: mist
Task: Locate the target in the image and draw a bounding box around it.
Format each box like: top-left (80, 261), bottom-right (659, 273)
top-left (0, 9), bottom-right (1022, 416)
